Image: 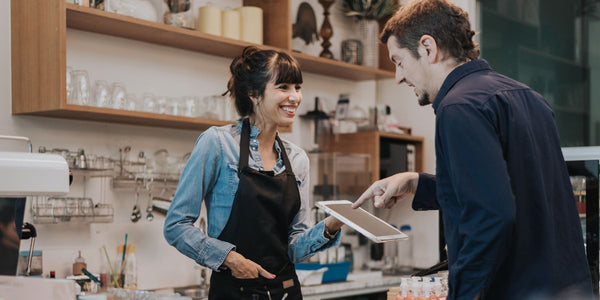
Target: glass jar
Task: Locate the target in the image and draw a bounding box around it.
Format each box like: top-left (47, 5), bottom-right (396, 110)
top-left (17, 250), bottom-right (42, 276)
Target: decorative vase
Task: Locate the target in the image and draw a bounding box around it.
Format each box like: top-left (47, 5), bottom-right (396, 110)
top-left (359, 19), bottom-right (379, 68)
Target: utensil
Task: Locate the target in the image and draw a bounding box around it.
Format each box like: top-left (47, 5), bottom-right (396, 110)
top-left (146, 190), bottom-right (154, 221)
top-left (102, 245), bottom-right (120, 288)
top-left (81, 267), bottom-right (103, 287)
top-left (131, 188), bottom-right (141, 223)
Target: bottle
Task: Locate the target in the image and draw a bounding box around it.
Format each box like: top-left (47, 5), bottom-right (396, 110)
top-left (396, 277), bottom-right (411, 300)
top-left (384, 225), bottom-right (400, 274)
top-left (49, 270), bottom-right (56, 278)
top-left (431, 278), bottom-right (443, 300)
top-left (99, 248), bottom-right (109, 290)
top-left (123, 245), bottom-right (137, 289)
top-left (72, 250), bottom-right (87, 276)
top-left (397, 225), bottom-right (414, 272)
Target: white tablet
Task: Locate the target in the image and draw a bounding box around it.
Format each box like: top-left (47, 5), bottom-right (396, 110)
top-left (317, 200), bottom-right (408, 243)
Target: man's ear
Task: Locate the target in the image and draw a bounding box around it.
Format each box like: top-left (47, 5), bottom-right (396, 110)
top-left (419, 35), bottom-right (439, 63)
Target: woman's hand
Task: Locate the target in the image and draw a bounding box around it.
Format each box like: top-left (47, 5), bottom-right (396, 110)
top-left (324, 216), bottom-right (344, 238)
top-left (223, 250), bottom-right (276, 279)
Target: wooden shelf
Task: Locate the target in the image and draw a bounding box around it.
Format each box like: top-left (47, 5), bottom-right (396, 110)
top-left (66, 3), bottom-right (251, 60)
top-left (11, 0), bottom-right (393, 132)
top-left (319, 131), bottom-right (425, 183)
top-left (30, 104), bottom-right (234, 131)
top-left (65, 3), bottom-right (394, 81)
top-left (293, 52), bottom-right (394, 81)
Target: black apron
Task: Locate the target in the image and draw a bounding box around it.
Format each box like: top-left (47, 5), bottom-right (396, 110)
top-left (209, 119), bottom-right (303, 300)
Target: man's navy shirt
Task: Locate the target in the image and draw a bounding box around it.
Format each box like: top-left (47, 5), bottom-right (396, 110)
top-left (413, 59), bottom-right (592, 299)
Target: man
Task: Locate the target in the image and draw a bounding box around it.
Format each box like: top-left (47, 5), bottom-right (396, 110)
top-left (352, 0), bottom-right (593, 299)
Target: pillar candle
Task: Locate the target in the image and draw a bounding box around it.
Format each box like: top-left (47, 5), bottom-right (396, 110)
top-left (197, 5), bottom-right (222, 36)
top-left (237, 6), bottom-right (263, 44)
top-left (221, 9), bottom-right (240, 40)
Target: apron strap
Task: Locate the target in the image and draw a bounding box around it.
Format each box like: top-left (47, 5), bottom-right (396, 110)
top-left (276, 135), bottom-right (295, 175)
top-left (239, 118), bottom-right (251, 171)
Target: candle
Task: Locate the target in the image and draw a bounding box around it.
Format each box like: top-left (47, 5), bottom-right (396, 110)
top-left (221, 9), bottom-right (240, 40)
top-left (237, 6), bottom-right (263, 44)
top-left (197, 5), bottom-right (222, 36)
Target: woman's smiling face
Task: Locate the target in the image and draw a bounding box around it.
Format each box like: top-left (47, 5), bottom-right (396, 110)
top-left (253, 79), bottom-right (302, 128)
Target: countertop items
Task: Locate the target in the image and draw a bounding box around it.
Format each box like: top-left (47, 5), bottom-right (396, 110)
top-left (302, 272), bottom-right (403, 300)
top-left (0, 275), bottom-right (78, 300)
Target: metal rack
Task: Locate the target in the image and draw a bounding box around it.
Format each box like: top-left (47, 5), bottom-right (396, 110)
top-left (30, 196), bottom-right (114, 224)
top-left (29, 146), bottom-right (186, 224)
top-left (30, 146), bottom-right (116, 224)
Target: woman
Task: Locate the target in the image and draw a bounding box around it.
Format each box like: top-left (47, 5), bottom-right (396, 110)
top-left (164, 46), bottom-right (343, 299)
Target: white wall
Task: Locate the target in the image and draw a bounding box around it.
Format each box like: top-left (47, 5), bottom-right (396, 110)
top-left (2, 0), bottom-right (478, 289)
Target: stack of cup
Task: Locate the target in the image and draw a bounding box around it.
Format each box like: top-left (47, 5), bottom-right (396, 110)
top-left (196, 5), bottom-right (263, 45)
top-left (197, 5), bottom-right (222, 36)
top-left (238, 6), bottom-right (262, 44)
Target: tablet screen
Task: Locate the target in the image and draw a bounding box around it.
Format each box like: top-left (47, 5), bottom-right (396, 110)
top-left (318, 201), bottom-right (405, 240)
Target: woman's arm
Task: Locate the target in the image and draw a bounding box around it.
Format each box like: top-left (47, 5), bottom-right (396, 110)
top-left (286, 150), bottom-right (342, 263)
top-left (163, 128), bottom-right (236, 271)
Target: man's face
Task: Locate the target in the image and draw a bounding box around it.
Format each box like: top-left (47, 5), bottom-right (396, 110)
top-left (387, 36), bottom-right (432, 106)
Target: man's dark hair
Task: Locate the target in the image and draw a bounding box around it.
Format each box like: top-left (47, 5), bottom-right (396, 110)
top-left (380, 0), bottom-right (479, 62)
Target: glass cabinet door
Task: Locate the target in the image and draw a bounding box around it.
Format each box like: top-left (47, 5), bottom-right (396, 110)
top-left (566, 159), bottom-right (599, 295)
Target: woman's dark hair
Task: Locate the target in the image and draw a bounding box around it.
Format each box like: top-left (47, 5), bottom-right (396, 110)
top-left (380, 0), bottom-right (479, 62)
top-left (224, 46), bottom-right (303, 117)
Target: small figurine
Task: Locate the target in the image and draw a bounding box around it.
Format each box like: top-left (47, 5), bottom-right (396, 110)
top-left (293, 2), bottom-right (320, 45)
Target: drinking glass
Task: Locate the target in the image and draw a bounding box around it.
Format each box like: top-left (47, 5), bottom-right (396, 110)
top-left (110, 83), bottom-right (127, 110)
top-left (125, 93), bottom-right (138, 111)
top-left (195, 95), bottom-right (208, 118)
top-left (203, 95), bottom-right (219, 119)
top-left (69, 70), bottom-right (90, 105)
top-left (215, 95), bottom-right (228, 120)
top-left (182, 96), bottom-right (198, 117)
top-left (156, 96), bottom-right (169, 114)
top-left (66, 66), bottom-right (73, 103)
top-left (93, 80), bottom-right (111, 108)
top-left (167, 97), bottom-right (181, 116)
top-left (141, 93), bottom-right (157, 113)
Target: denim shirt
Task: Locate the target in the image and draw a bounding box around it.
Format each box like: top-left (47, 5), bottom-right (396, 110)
top-left (164, 120), bottom-right (340, 271)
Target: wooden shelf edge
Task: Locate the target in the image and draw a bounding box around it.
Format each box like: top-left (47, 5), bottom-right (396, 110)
top-left (65, 3), bottom-right (394, 81)
top-left (293, 52), bottom-right (394, 81)
top-left (15, 104), bottom-right (234, 131)
top-left (378, 131), bottom-right (424, 142)
top-left (66, 3), bottom-right (252, 59)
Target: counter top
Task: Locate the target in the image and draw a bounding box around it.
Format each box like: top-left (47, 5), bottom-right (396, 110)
top-left (301, 272), bottom-right (403, 300)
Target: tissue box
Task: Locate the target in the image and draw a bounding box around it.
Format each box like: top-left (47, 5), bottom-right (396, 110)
top-left (295, 261), bottom-right (352, 283)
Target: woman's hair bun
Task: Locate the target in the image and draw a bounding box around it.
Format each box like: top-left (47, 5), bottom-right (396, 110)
top-left (229, 46), bottom-right (260, 75)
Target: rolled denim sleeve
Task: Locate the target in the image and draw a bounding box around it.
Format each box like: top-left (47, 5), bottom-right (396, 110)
top-left (163, 128), bottom-right (236, 271)
top-left (287, 150), bottom-right (340, 263)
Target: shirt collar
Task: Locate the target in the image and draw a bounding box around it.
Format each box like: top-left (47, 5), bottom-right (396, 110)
top-left (235, 119), bottom-right (284, 170)
top-left (432, 59), bottom-right (491, 113)
top-left (236, 118), bottom-right (261, 139)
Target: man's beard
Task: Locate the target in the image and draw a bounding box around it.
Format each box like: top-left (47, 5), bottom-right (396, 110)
top-left (418, 92), bottom-right (431, 106)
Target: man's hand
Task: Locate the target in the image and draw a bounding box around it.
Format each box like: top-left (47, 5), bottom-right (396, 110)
top-left (223, 250), bottom-right (276, 279)
top-left (352, 172), bottom-right (419, 209)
